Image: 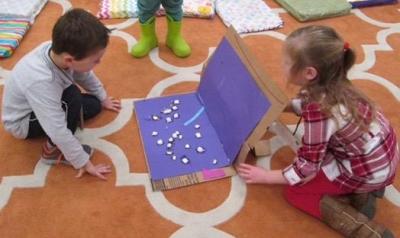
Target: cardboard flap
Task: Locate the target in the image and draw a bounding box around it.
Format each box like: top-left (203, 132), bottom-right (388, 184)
top-left (199, 27), bottom-right (288, 164)
top-left (134, 27), bottom-right (289, 190)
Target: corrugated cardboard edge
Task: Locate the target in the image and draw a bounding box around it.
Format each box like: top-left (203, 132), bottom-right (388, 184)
top-left (151, 166), bottom-right (236, 191)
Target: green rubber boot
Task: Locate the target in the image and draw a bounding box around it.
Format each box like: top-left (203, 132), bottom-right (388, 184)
top-left (130, 17), bottom-right (158, 58)
top-left (166, 15), bottom-right (191, 58)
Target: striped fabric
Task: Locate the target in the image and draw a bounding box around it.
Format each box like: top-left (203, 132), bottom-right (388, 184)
top-left (0, 19), bottom-right (30, 58)
top-left (97, 0), bottom-right (139, 19)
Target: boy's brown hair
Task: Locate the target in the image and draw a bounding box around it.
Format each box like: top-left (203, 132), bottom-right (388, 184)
top-left (51, 8), bottom-right (110, 60)
top-left (285, 25), bottom-right (376, 129)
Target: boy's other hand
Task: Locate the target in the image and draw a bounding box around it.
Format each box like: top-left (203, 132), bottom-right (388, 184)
top-left (102, 97), bottom-right (121, 112)
top-left (76, 161), bottom-right (112, 180)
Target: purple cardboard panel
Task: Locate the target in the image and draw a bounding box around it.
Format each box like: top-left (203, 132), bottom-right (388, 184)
top-left (135, 93), bottom-right (231, 180)
top-left (348, 0), bottom-right (397, 8)
top-left (135, 34), bottom-right (273, 182)
top-left (198, 38), bottom-right (271, 161)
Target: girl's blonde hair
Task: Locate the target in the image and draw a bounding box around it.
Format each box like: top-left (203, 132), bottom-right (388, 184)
top-left (285, 25), bottom-right (375, 129)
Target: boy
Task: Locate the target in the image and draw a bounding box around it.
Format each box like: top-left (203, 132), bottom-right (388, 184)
top-left (1, 9), bottom-right (121, 180)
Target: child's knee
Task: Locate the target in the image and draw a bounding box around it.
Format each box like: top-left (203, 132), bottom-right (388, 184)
top-left (82, 96), bottom-right (102, 119)
top-left (62, 85), bottom-right (83, 106)
top-left (91, 98), bottom-right (102, 116)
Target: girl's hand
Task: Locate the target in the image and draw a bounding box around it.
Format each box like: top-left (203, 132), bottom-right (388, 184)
top-left (237, 163), bottom-right (269, 184)
top-left (76, 161), bottom-right (112, 180)
top-left (101, 97), bottom-right (121, 112)
top-left (237, 163), bottom-right (288, 185)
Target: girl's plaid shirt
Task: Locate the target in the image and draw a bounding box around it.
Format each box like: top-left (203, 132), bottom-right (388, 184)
top-left (283, 101), bottom-right (399, 192)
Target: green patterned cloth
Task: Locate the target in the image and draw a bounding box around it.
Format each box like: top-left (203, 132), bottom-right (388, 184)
top-left (275, 0), bottom-right (352, 22)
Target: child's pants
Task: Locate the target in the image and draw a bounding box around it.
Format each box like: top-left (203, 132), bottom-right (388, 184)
top-left (283, 171), bottom-right (352, 219)
top-left (138, 0), bottom-right (183, 23)
top-left (27, 84), bottom-right (101, 139)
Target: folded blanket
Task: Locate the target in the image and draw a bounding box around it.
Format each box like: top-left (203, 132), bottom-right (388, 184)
top-left (98, 0), bottom-right (215, 19)
top-left (0, 0), bottom-right (48, 22)
top-left (97, 0), bottom-right (139, 19)
top-left (157, 0), bottom-right (215, 19)
top-left (348, 0), bottom-right (398, 8)
top-left (216, 0), bottom-right (283, 34)
top-left (275, 0), bottom-right (352, 22)
top-left (0, 19), bottom-right (30, 58)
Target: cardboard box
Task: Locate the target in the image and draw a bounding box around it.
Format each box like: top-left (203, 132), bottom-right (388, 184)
top-left (134, 27), bottom-right (288, 191)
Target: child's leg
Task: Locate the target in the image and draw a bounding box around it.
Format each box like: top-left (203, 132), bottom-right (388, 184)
top-left (320, 195), bottom-right (393, 237)
top-left (26, 85), bottom-right (100, 138)
top-left (162, 0), bottom-right (191, 57)
top-left (284, 171), bottom-right (394, 237)
top-left (26, 84), bottom-right (82, 138)
top-left (61, 84), bottom-right (83, 134)
top-left (283, 171), bottom-right (350, 219)
top-left (131, 0), bottom-right (160, 58)
top-left (137, 0), bottom-right (161, 23)
top-left (63, 86), bottom-right (103, 130)
top-left (29, 84), bottom-right (95, 165)
top-left (26, 113), bottom-right (46, 138)
top-left (346, 190), bottom-right (384, 219)
top-left (161, 0), bottom-right (183, 21)
top-left (81, 94), bottom-right (101, 120)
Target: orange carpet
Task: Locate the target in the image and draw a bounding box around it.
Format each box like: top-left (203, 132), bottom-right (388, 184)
top-left (0, 1), bottom-right (399, 237)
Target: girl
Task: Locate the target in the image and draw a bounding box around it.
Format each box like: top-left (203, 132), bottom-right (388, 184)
top-left (130, 0), bottom-right (191, 58)
top-left (237, 25), bottom-right (398, 238)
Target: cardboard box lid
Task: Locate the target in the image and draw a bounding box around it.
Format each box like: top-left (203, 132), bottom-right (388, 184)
top-left (198, 27), bottom-right (288, 164)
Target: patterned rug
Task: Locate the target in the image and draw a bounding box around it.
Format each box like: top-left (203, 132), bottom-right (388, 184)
top-left (0, 1), bottom-right (399, 237)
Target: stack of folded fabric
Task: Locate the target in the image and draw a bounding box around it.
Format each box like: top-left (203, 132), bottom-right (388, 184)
top-left (156, 0), bottom-right (216, 19)
top-left (97, 0), bottom-right (139, 19)
top-left (0, 19), bottom-right (31, 58)
top-left (216, 0), bottom-right (283, 34)
top-left (97, 0), bottom-right (215, 19)
top-left (0, 0), bottom-right (47, 58)
top-left (0, 0), bottom-right (48, 22)
top-left (275, 0), bottom-right (352, 22)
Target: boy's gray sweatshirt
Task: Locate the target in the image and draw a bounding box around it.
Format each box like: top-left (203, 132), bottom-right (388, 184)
top-left (1, 42), bottom-right (107, 169)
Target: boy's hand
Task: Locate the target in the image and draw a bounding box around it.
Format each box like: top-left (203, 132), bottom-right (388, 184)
top-left (101, 97), bottom-right (121, 112)
top-left (76, 161), bottom-right (112, 180)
